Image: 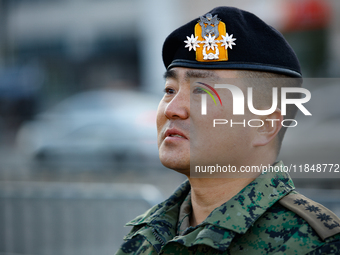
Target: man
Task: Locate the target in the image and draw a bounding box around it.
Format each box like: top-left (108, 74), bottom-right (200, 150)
top-left (116, 6), bottom-right (340, 254)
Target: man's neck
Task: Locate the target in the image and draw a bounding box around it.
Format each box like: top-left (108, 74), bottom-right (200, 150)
top-left (188, 174), bottom-right (260, 227)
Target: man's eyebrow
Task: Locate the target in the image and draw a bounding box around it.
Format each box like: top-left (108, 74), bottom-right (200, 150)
top-left (163, 70), bottom-right (177, 80)
top-left (185, 70), bottom-right (219, 80)
top-left (163, 69), bottom-right (219, 81)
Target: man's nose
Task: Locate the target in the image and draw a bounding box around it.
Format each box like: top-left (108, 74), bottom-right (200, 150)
top-left (164, 91), bottom-right (189, 119)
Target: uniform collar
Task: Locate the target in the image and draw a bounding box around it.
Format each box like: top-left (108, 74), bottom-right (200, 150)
top-left (171, 163), bottom-right (295, 252)
top-left (126, 179), bottom-right (191, 226)
top-left (126, 162), bottom-right (295, 249)
top-left (177, 191), bottom-right (192, 235)
top-left (175, 161), bottom-right (295, 236)
top-left (125, 179), bottom-right (191, 242)
top-left (201, 168), bottom-right (295, 234)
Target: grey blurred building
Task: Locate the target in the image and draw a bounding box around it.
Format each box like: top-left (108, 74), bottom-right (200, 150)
top-left (0, 0), bottom-right (182, 102)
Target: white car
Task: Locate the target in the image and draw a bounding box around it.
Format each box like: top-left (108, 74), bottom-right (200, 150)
top-left (16, 89), bottom-right (161, 168)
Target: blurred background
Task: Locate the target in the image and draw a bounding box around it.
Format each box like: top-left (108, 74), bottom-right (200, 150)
top-left (0, 0), bottom-right (339, 254)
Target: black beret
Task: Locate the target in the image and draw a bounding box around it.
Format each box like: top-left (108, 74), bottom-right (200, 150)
top-left (162, 6), bottom-right (302, 78)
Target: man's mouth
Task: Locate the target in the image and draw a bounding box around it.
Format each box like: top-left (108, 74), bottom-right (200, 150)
top-left (169, 134), bottom-right (185, 138)
top-left (164, 128), bottom-right (188, 140)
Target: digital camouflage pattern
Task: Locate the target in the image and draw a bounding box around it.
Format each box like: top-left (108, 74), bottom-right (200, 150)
top-left (115, 162), bottom-right (340, 255)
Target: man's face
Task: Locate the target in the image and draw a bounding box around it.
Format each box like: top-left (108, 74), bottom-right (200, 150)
top-left (157, 67), bottom-right (256, 175)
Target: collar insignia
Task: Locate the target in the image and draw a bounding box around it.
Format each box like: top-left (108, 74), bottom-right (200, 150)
top-left (184, 13), bottom-right (236, 62)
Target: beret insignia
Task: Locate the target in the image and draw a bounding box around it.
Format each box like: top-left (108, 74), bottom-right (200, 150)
top-left (162, 6), bottom-right (302, 78)
top-left (184, 13), bottom-right (236, 62)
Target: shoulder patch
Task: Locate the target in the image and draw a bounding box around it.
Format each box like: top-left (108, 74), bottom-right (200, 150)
top-left (279, 192), bottom-right (340, 241)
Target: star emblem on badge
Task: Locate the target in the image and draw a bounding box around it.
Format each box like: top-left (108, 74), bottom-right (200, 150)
top-left (182, 13), bottom-right (237, 61)
top-left (305, 205), bottom-right (321, 213)
top-left (221, 33), bottom-right (236, 49)
top-left (184, 34), bottom-right (200, 51)
top-left (294, 199), bottom-right (309, 206)
top-left (316, 213), bottom-right (332, 222)
top-left (203, 34), bottom-right (218, 51)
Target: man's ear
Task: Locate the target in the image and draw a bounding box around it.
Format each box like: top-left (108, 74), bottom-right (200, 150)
top-left (252, 108), bottom-right (283, 147)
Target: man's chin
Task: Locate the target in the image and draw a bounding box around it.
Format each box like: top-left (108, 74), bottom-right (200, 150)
top-left (159, 156), bottom-right (190, 176)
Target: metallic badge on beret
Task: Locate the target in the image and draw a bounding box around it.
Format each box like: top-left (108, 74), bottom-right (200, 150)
top-left (199, 13), bottom-right (220, 38)
top-left (184, 13), bottom-right (236, 62)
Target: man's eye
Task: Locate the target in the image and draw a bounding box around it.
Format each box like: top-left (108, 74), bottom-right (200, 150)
top-left (163, 88), bottom-right (175, 94)
top-left (193, 87), bottom-right (207, 94)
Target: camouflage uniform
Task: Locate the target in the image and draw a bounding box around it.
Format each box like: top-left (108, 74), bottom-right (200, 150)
top-left (115, 162), bottom-right (340, 254)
